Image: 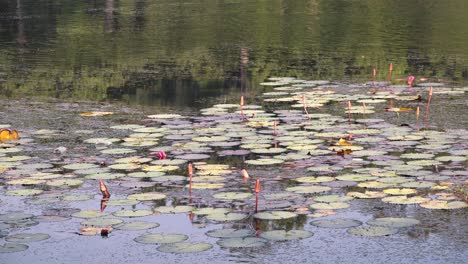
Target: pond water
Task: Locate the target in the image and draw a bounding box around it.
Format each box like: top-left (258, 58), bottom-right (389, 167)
top-left (0, 1), bottom-right (467, 264)
top-left (0, 0), bottom-right (467, 107)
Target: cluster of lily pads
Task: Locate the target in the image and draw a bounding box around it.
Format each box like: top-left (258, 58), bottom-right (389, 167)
top-left (0, 77), bottom-right (467, 254)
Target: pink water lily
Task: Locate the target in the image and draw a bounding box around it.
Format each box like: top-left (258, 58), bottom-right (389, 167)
top-left (408, 75), bottom-right (415, 87)
top-left (151, 150), bottom-right (167, 160)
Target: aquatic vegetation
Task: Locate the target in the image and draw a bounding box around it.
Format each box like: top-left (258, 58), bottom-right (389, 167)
top-left (0, 77), bottom-right (467, 256)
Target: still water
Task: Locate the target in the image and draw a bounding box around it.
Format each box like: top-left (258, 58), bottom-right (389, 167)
top-left (1, 0), bottom-right (468, 107)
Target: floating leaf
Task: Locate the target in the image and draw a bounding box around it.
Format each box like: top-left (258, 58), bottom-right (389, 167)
top-left (381, 196), bottom-right (430, 205)
top-left (0, 213), bottom-right (33, 221)
top-left (217, 237), bottom-right (268, 248)
top-left (260, 230), bottom-right (313, 241)
top-left (206, 229), bottom-right (254, 238)
top-left (127, 192), bottom-right (167, 201)
top-left (348, 226), bottom-right (399, 236)
top-left (311, 218), bottom-right (362, 228)
top-left (79, 112), bottom-right (113, 117)
top-left (253, 211), bottom-right (297, 220)
top-left (419, 200), bottom-right (468, 210)
top-left (71, 210), bottom-right (109, 219)
top-left (206, 213), bottom-right (248, 222)
top-left (310, 202), bottom-right (350, 210)
top-left (114, 221), bottom-right (160, 231)
top-left (6, 189), bottom-right (43, 196)
top-left (367, 217), bottom-right (420, 228)
top-left (80, 218), bottom-right (124, 227)
top-left (157, 242), bottom-right (213, 253)
top-left (212, 192), bottom-right (253, 200)
top-left (286, 186), bottom-right (331, 194)
top-left (155, 206), bottom-right (193, 214)
top-left (0, 243), bottom-right (28, 253)
top-left (113, 210), bottom-right (153, 218)
top-left (134, 233), bottom-right (188, 244)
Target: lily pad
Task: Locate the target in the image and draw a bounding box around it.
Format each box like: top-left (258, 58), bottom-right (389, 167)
top-left (155, 206), bottom-right (193, 214)
top-left (127, 192), bottom-right (167, 201)
top-left (311, 218), bottom-right (362, 228)
top-left (0, 213), bottom-right (34, 221)
top-left (347, 226), bottom-right (399, 237)
top-left (253, 211), bottom-right (297, 220)
top-left (310, 202), bottom-right (350, 210)
top-left (260, 230), bottom-right (313, 241)
top-left (206, 229), bottom-right (254, 238)
top-left (112, 210), bottom-right (153, 218)
top-left (134, 233), bottom-right (188, 244)
top-left (0, 243), bottom-right (29, 253)
top-left (419, 200), bottom-right (468, 210)
top-left (157, 242), bottom-right (213, 253)
top-left (367, 217), bottom-right (420, 228)
top-left (206, 213), bottom-right (248, 222)
top-left (212, 192), bottom-right (253, 200)
top-left (217, 237), bottom-right (268, 248)
top-left (71, 210), bottom-right (109, 219)
top-left (6, 189), bottom-right (43, 196)
top-left (114, 221), bottom-right (160, 231)
top-left (80, 218), bottom-right (124, 227)
top-left (286, 186), bottom-right (331, 194)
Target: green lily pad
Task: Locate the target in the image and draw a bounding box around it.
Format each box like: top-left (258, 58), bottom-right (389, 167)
top-left (310, 202), bottom-right (350, 210)
top-left (0, 243), bottom-right (29, 253)
top-left (5, 233), bottom-right (50, 243)
top-left (314, 195), bottom-right (353, 203)
top-left (347, 226), bottom-right (399, 236)
top-left (155, 206), bottom-right (193, 214)
top-left (206, 229), bottom-right (254, 238)
top-left (127, 192), bottom-right (167, 201)
top-left (383, 188), bottom-right (417, 195)
top-left (245, 158), bottom-right (284, 165)
top-left (253, 211), bottom-right (297, 220)
top-left (105, 199), bottom-right (140, 206)
top-left (7, 179), bottom-right (46, 185)
top-left (134, 233), bottom-right (188, 244)
top-left (381, 196), bottom-right (430, 205)
top-left (0, 213), bottom-right (34, 221)
top-left (62, 195), bottom-right (94, 201)
top-left (286, 186), bottom-right (331, 194)
top-left (296, 176), bottom-right (335, 183)
top-left (311, 218), bottom-right (362, 228)
top-left (100, 148), bottom-right (137, 155)
top-left (148, 114), bottom-right (184, 119)
top-left (108, 163), bottom-right (141, 170)
top-left (114, 221), bottom-right (160, 231)
top-left (62, 163), bottom-right (99, 170)
top-left (347, 191), bottom-right (387, 199)
top-left (47, 179), bottom-right (84, 187)
top-left (113, 210), bottom-right (153, 218)
top-left (189, 183), bottom-right (225, 189)
top-left (157, 242), bottom-right (213, 253)
top-left (367, 217), bottom-right (420, 228)
top-left (260, 230), bottom-right (313, 241)
top-left (80, 218), bottom-right (124, 227)
top-left (6, 189), bottom-right (43, 196)
top-left (192, 208), bottom-right (231, 215)
top-left (71, 210), bottom-right (109, 219)
top-left (85, 172), bottom-right (126, 180)
top-left (212, 192), bottom-right (253, 200)
top-left (206, 213), bottom-right (248, 222)
top-left (420, 200), bottom-right (468, 210)
top-left (336, 174), bottom-right (376, 182)
top-left (217, 237), bottom-right (268, 248)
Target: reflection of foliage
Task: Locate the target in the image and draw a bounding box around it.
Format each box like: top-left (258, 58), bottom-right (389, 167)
top-left (0, 0), bottom-right (467, 101)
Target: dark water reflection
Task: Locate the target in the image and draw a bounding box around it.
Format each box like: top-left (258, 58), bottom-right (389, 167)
top-left (0, 0), bottom-right (467, 108)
